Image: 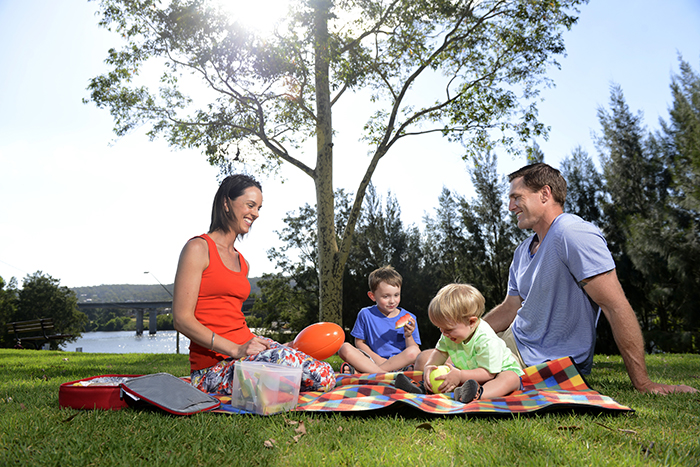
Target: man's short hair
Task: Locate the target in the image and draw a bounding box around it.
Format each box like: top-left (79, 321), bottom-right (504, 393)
top-left (368, 266), bottom-right (402, 292)
top-left (508, 162), bottom-right (567, 206)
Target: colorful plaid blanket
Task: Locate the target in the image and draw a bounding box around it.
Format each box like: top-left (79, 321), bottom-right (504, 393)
top-left (212, 357), bottom-right (633, 416)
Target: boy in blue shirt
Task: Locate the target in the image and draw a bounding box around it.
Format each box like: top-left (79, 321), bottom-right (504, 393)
top-left (338, 266), bottom-right (421, 374)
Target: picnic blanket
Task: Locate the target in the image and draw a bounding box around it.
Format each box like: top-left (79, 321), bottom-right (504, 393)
top-left (211, 357), bottom-right (633, 416)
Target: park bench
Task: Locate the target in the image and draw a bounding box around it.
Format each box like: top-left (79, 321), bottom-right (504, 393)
top-left (6, 318), bottom-right (73, 349)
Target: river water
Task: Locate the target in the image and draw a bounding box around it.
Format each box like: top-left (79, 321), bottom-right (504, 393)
top-left (60, 330), bottom-right (191, 354)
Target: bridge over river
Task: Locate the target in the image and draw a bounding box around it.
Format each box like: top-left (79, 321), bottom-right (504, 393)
top-left (77, 301), bottom-right (173, 336)
top-left (78, 299), bottom-right (255, 335)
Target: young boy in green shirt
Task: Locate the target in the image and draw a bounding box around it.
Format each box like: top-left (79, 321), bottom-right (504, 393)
top-left (396, 283), bottom-right (522, 402)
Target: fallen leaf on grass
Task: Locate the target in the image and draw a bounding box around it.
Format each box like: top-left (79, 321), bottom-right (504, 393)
top-left (416, 422), bottom-right (433, 431)
top-left (62, 413), bottom-right (79, 423)
top-left (284, 418), bottom-right (298, 426)
top-left (264, 439), bottom-right (276, 449)
top-left (291, 421), bottom-right (307, 443)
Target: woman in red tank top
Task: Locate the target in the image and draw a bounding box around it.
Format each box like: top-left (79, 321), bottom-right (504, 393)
top-left (172, 174), bottom-right (335, 394)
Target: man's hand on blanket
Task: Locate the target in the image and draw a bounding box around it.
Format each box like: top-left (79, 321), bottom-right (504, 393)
top-left (638, 382), bottom-right (698, 395)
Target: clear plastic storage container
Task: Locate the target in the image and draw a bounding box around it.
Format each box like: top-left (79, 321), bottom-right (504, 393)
top-left (230, 361), bottom-right (302, 415)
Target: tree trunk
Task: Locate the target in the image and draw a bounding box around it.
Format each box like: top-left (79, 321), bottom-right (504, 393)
top-left (313, 0), bottom-right (343, 325)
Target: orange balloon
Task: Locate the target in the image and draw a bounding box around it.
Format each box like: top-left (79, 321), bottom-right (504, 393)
top-left (292, 322), bottom-right (345, 360)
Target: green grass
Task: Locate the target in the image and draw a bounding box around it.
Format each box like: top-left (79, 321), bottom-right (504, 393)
top-left (0, 350), bottom-right (698, 466)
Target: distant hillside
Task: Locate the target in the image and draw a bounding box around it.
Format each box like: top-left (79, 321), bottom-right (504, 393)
top-left (72, 277), bottom-right (261, 303)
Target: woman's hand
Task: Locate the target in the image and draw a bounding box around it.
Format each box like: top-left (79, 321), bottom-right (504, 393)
top-left (236, 336), bottom-right (270, 359)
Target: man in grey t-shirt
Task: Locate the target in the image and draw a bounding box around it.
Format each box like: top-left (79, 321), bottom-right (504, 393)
top-left (484, 163), bottom-right (696, 395)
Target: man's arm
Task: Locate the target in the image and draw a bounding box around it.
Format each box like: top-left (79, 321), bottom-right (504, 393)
top-left (583, 269), bottom-right (697, 395)
top-left (483, 294), bottom-right (523, 333)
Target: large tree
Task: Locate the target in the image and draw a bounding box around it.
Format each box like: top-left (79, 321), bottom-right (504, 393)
top-left (341, 185), bottom-right (432, 339)
top-left (3, 272), bottom-right (87, 349)
top-left (423, 151), bottom-right (523, 309)
top-left (87, 0), bottom-right (587, 324)
top-left (560, 145), bottom-right (604, 226)
top-left (660, 59), bottom-right (700, 334)
top-left (626, 59), bottom-right (700, 347)
top-left (0, 277), bottom-right (19, 348)
top-left (596, 85), bottom-right (656, 328)
top-left (460, 151), bottom-right (525, 306)
top-left (249, 190), bottom-right (352, 332)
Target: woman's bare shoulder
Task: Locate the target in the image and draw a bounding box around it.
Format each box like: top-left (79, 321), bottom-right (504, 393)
top-left (179, 236), bottom-right (210, 265)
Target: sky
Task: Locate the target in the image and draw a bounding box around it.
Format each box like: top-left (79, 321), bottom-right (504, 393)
top-left (1, 0), bottom-right (699, 290)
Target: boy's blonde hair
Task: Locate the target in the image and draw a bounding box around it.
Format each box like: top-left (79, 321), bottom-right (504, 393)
top-left (428, 284), bottom-right (485, 327)
top-left (368, 266), bottom-right (402, 292)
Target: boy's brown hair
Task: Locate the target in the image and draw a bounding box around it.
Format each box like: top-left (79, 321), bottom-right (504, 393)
top-left (428, 283), bottom-right (485, 328)
top-left (368, 266), bottom-right (403, 292)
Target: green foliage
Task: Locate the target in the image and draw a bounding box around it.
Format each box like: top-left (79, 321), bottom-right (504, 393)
top-left (643, 58), bottom-right (700, 334)
top-left (156, 313), bottom-right (174, 330)
top-left (424, 152), bottom-right (526, 306)
top-left (596, 84), bottom-right (667, 353)
top-left (72, 283), bottom-right (175, 302)
top-left (560, 146), bottom-right (604, 226)
top-left (87, 0), bottom-right (584, 159)
top-left (0, 277), bottom-right (18, 348)
top-left (0, 272), bottom-right (88, 349)
top-left (251, 190), bottom-right (352, 331)
top-left (87, 0), bottom-right (588, 325)
top-left (250, 274), bottom-right (318, 334)
top-left (594, 59), bottom-right (700, 354)
top-left (342, 184), bottom-right (431, 332)
top-left (461, 152), bottom-right (527, 304)
top-left (101, 316), bottom-right (131, 332)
